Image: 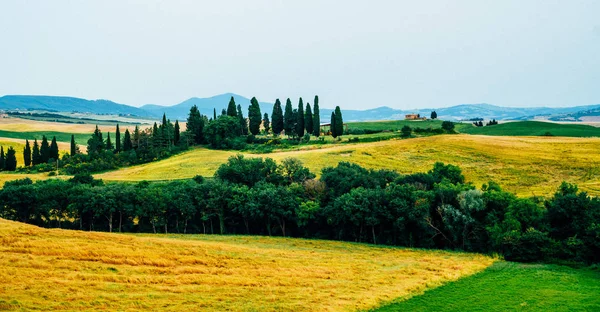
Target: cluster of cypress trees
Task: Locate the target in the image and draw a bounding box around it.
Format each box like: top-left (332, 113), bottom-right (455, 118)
top-left (22, 136), bottom-right (60, 167)
top-left (0, 146), bottom-right (18, 171)
top-left (270, 95), bottom-right (323, 137)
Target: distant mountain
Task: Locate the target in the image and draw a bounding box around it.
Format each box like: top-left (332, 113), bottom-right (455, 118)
top-left (0, 95), bottom-right (149, 116)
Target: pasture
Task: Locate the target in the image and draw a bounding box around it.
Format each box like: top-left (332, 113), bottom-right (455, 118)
top-left (0, 219), bottom-right (494, 311)
top-left (460, 120), bottom-right (600, 137)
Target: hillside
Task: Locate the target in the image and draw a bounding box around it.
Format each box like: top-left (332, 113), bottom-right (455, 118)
top-left (0, 95), bottom-right (148, 116)
top-left (460, 121), bottom-right (600, 137)
top-left (0, 219), bottom-right (493, 311)
top-left (94, 135), bottom-right (600, 196)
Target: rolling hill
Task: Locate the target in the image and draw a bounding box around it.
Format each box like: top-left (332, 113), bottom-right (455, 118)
top-left (0, 95), bottom-right (149, 116)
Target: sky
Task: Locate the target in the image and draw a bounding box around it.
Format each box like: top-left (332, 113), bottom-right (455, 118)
top-left (0, 0), bottom-right (599, 110)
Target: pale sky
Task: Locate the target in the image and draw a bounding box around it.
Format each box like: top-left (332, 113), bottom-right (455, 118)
top-left (1, 0), bottom-right (599, 109)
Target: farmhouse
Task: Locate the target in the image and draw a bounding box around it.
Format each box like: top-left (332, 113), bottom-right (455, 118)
top-left (320, 122), bottom-right (348, 135)
top-left (405, 114), bottom-right (427, 120)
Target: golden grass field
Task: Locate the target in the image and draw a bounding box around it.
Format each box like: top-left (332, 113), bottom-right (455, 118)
top-left (0, 219), bottom-right (495, 311)
top-left (0, 117), bottom-right (135, 133)
top-left (95, 134), bottom-right (600, 197)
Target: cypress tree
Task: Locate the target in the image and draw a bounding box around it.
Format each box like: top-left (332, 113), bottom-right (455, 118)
top-left (0, 147), bottom-right (5, 170)
top-left (297, 98), bottom-right (305, 137)
top-left (227, 96), bottom-right (237, 117)
top-left (248, 97), bottom-right (262, 135)
top-left (334, 106), bottom-right (344, 137)
top-left (213, 108), bottom-right (217, 120)
top-left (87, 125), bottom-right (104, 155)
top-left (40, 135), bottom-right (50, 163)
top-left (133, 126), bottom-right (140, 149)
top-left (237, 104), bottom-right (248, 135)
top-left (115, 124), bottom-right (121, 153)
top-left (330, 112), bottom-right (337, 138)
top-left (174, 120), bottom-right (181, 145)
top-left (313, 95), bottom-right (320, 137)
top-left (4, 147), bottom-right (16, 171)
top-left (24, 139), bottom-right (31, 167)
top-left (187, 105), bottom-right (205, 144)
top-left (290, 109), bottom-right (299, 138)
top-left (70, 135), bottom-right (78, 156)
top-left (305, 102), bottom-right (313, 136)
top-left (221, 109), bottom-right (227, 116)
top-left (106, 132), bottom-right (113, 151)
top-left (32, 139), bottom-right (41, 165)
top-left (284, 98), bottom-right (293, 136)
top-left (271, 99), bottom-right (284, 135)
top-left (123, 129), bottom-right (133, 151)
top-left (50, 136), bottom-right (59, 160)
top-left (263, 113), bottom-right (270, 134)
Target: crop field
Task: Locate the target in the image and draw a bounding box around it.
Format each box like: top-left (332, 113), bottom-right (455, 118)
top-left (346, 119), bottom-right (449, 131)
top-left (96, 134), bottom-right (600, 196)
top-left (0, 117), bottom-right (134, 134)
top-left (376, 262), bottom-right (600, 311)
top-left (460, 121), bottom-right (600, 137)
top-left (0, 219), bottom-right (495, 311)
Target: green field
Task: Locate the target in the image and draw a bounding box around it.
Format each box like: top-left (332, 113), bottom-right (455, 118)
top-left (347, 119), bottom-right (447, 131)
top-left (0, 130), bottom-right (89, 145)
top-left (460, 121), bottom-right (600, 137)
top-left (376, 262), bottom-right (600, 311)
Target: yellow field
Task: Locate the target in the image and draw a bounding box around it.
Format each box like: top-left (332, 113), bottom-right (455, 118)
top-left (95, 135), bottom-right (600, 196)
top-left (0, 219), bottom-right (494, 311)
top-left (0, 117), bottom-right (135, 133)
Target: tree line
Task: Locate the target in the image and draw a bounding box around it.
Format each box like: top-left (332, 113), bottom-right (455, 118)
top-left (1, 158), bottom-right (598, 265)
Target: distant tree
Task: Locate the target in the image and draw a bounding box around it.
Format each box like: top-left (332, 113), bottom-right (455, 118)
top-left (431, 111), bottom-right (437, 119)
top-left (334, 106), bottom-right (344, 137)
top-left (263, 113), bottom-right (270, 134)
top-left (290, 109), bottom-right (299, 138)
top-left (115, 124), bottom-right (121, 153)
top-left (213, 108), bottom-right (217, 120)
top-left (297, 98), bottom-right (305, 137)
top-left (221, 108), bottom-right (227, 116)
top-left (24, 139), bottom-right (31, 167)
top-left (227, 96), bottom-right (237, 117)
top-left (284, 98), bottom-right (293, 136)
top-left (271, 99), bottom-right (284, 135)
top-left (0, 147), bottom-right (5, 170)
top-left (4, 147), bottom-right (16, 171)
top-left (330, 112), bottom-right (337, 138)
top-left (133, 125), bottom-right (140, 149)
top-left (87, 126), bottom-right (104, 155)
top-left (186, 105), bottom-right (205, 144)
top-left (32, 139), bottom-right (41, 165)
top-left (204, 116), bottom-right (240, 148)
top-left (312, 96), bottom-right (320, 137)
top-left (123, 129), bottom-right (133, 151)
top-left (69, 135), bottom-right (78, 157)
top-left (442, 121), bottom-right (455, 132)
top-left (106, 132), bottom-right (113, 151)
top-left (40, 135), bottom-right (50, 163)
top-left (401, 125), bottom-right (412, 137)
top-left (50, 136), bottom-right (59, 160)
top-left (174, 120), bottom-right (181, 145)
top-left (305, 102), bottom-right (313, 135)
top-left (237, 104), bottom-right (248, 135)
top-left (248, 97), bottom-right (262, 135)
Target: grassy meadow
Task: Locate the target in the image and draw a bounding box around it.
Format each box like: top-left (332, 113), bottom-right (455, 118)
top-left (460, 120), bottom-right (600, 137)
top-left (0, 219), bottom-right (495, 311)
top-left (96, 134), bottom-right (600, 196)
top-left (376, 262), bottom-right (600, 311)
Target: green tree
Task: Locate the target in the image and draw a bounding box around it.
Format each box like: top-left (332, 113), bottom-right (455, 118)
top-left (133, 125), bottom-right (140, 149)
top-left (284, 98), bottom-right (293, 136)
top-left (0, 147), bottom-right (5, 170)
top-left (248, 97), bottom-right (262, 135)
top-left (23, 139), bottom-right (31, 167)
top-left (40, 135), bottom-right (50, 163)
top-left (334, 106), bottom-right (344, 137)
top-left (49, 136), bottom-right (59, 160)
top-left (115, 124), bottom-right (121, 153)
top-left (227, 96), bottom-right (237, 117)
top-left (106, 132), bottom-right (113, 151)
top-left (221, 108), bottom-right (227, 116)
top-left (263, 113), bottom-right (270, 134)
top-left (123, 129), bottom-right (133, 151)
top-left (70, 135), bottom-right (79, 157)
top-left (312, 95), bottom-right (321, 137)
top-left (297, 98), bottom-right (305, 137)
top-left (186, 105), bottom-right (205, 144)
top-left (330, 112), bottom-right (337, 138)
top-left (32, 139), bottom-right (41, 165)
top-left (431, 111), bottom-right (438, 119)
top-left (401, 125), bottom-right (412, 137)
top-left (213, 108), bottom-right (217, 120)
top-left (442, 121), bottom-right (455, 132)
top-left (4, 147), bottom-right (17, 171)
top-left (271, 99), bottom-right (284, 135)
top-left (87, 126), bottom-right (104, 155)
top-left (174, 120), bottom-right (181, 145)
top-left (204, 116), bottom-right (240, 148)
top-left (237, 104), bottom-right (248, 135)
top-left (305, 102), bottom-right (313, 135)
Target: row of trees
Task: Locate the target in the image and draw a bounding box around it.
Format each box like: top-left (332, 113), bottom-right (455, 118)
top-left (0, 146), bottom-right (17, 171)
top-left (2, 158), bottom-right (598, 264)
top-left (20, 136), bottom-right (60, 168)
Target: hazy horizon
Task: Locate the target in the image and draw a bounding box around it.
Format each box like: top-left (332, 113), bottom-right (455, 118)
top-left (1, 1), bottom-right (599, 110)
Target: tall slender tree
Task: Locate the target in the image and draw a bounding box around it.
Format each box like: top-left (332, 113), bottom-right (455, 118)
top-left (330, 112), bottom-right (337, 138)
top-left (227, 96), bottom-right (237, 117)
top-left (221, 108), bottom-right (227, 116)
top-left (32, 139), bottom-right (41, 165)
top-left (133, 125), bottom-right (140, 149)
top-left (334, 106), bottom-right (344, 137)
top-left (237, 104), bottom-right (248, 135)
top-left (4, 147), bottom-right (16, 171)
top-left (40, 135), bottom-right (50, 163)
top-left (123, 129), bottom-right (133, 151)
top-left (187, 105), bottom-right (204, 144)
top-left (0, 147), bottom-right (5, 170)
top-left (284, 98), bottom-right (293, 136)
top-left (24, 139), bottom-right (31, 167)
top-left (213, 108), bottom-right (217, 120)
top-left (297, 98), bottom-right (305, 137)
top-left (49, 136), bottom-right (59, 160)
top-left (70, 135), bottom-right (79, 156)
top-left (263, 113), bottom-right (270, 134)
top-left (106, 132), bottom-right (113, 151)
top-left (115, 124), bottom-right (121, 153)
top-left (305, 102), bottom-right (313, 136)
top-left (313, 95), bottom-right (320, 137)
top-left (87, 125), bottom-right (104, 155)
top-left (271, 99), bottom-right (284, 135)
top-left (174, 120), bottom-right (181, 145)
top-left (248, 97), bottom-right (262, 135)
